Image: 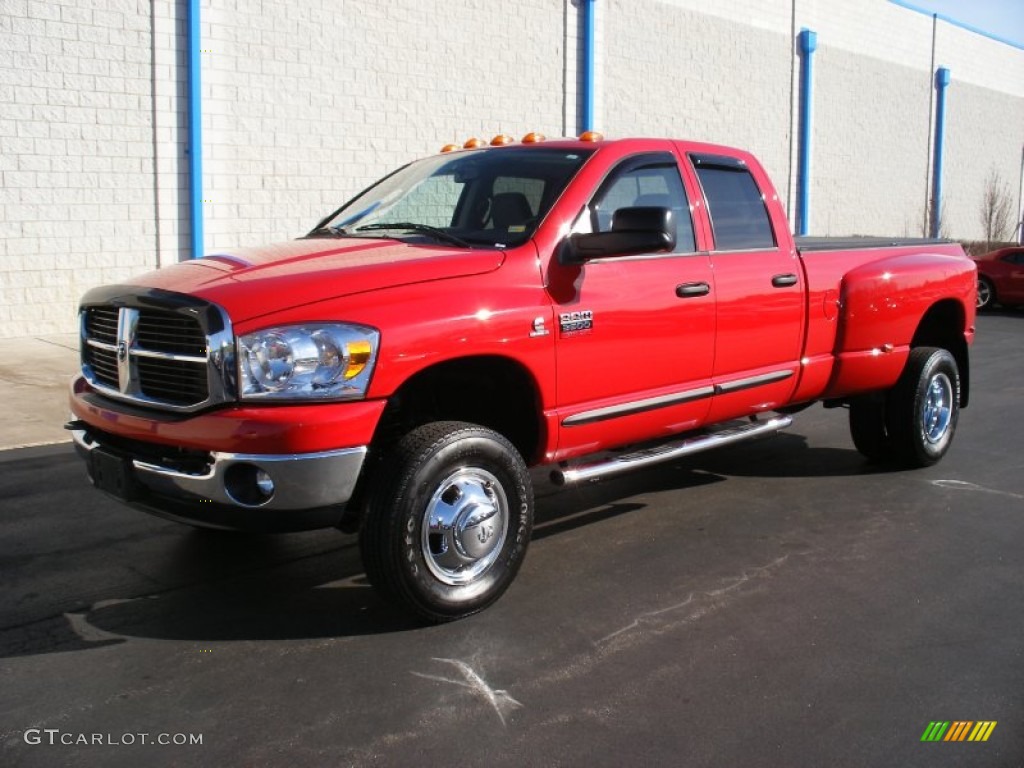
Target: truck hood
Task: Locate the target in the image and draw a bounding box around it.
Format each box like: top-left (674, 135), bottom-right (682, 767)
top-left (129, 238), bottom-right (506, 324)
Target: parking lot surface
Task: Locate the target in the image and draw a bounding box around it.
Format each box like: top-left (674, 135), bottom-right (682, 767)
top-left (1, 313), bottom-right (1022, 767)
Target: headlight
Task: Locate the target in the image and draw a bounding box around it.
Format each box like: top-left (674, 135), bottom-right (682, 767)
top-left (237, 323), bottom-right (380, 400)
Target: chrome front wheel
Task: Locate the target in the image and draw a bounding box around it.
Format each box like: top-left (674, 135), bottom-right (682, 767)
top-left (360, 421), bottom-right (533, 622)
top-left (421, 467), bottom-right (509, 586)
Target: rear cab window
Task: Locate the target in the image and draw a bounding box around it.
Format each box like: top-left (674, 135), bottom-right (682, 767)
top-left (690, 153), bottom-right (776, 251)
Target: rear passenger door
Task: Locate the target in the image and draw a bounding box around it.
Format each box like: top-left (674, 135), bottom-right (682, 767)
top-left (688, 153), bottom-right (804, 422)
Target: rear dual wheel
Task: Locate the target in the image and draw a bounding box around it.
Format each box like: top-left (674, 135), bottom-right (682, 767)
top-left (848, 347), bottom-right (960, 468)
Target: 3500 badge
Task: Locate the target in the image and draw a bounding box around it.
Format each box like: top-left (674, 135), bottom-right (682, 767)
top-left (559, 310), bottom-right (593, 335)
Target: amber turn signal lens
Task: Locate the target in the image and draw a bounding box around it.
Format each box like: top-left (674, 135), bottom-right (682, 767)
top-left (345, 340), bottom-right (373, 380)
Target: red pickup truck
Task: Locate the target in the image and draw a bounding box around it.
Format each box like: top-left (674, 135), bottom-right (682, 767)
top-left (69, 135), bottom-right (976, 621)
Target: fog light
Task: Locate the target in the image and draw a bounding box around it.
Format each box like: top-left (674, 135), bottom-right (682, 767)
top-left (255, 469), bottom-right (274, 497)
top-left (224, 463), bottom-right (276, 506)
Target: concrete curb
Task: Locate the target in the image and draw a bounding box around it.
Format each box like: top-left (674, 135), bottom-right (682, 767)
top-left (0, 334), bottom-right (79, 452)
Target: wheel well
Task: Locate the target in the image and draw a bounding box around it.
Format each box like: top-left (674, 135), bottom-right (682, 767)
top-left (911, 299), bottom-right (970, 407)
top-left (372, 356), bottom-right (544, 464)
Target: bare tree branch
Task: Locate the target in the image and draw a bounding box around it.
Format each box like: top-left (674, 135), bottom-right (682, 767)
top-left (979, 167), bottom-right (1013, 248)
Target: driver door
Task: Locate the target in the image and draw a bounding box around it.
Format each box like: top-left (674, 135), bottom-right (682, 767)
top-left (549, 152), bottom-right (716, 460)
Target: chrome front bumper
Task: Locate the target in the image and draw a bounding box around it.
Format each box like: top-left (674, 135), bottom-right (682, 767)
top-left (71, 427), bottom-right (367, 531)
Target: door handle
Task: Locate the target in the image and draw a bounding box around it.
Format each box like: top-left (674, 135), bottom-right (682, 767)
top-left (772, 273), bottom-right (798, 288)
top-left (676, 282), bottom-right (711, 298)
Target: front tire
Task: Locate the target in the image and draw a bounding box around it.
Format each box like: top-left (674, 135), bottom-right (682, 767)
top-left (359, 421), bottom-right (533, 623)
top-left (885, 347), bottom-right (960, 468)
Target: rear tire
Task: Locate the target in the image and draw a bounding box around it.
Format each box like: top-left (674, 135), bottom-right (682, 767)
top-left (359, 421), bottom-right (533, 623)
top-left (885, 347), bottom-right (960, 468)
top-left (848, 393), bottom-right (895, 462)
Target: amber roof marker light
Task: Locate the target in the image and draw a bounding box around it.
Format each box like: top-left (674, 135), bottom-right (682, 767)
top-left (578, 130), bottom-right (604, 142)
top-left (521, 132), bottom-right (546, 143)
top-left (490, 134), bottom-right (514, 146)
top-left (463, 137), bottom-right (486, 149)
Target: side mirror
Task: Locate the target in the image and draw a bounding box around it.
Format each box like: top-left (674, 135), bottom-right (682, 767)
top-left (561, 206), bottom-right (676, 265)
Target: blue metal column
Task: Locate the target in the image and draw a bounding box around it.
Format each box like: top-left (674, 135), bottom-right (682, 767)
top-left (581, 0), bottom-right (596, 133)
top-left (930, 67), bottom-right (950, 239)
top-left (796, 28), bottom-right (817, 236)
top-left (187, 0), bottom-right (204, 258)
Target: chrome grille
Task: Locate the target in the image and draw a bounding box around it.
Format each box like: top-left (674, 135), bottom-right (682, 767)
top-left (83, 307), bottom-right (121, 389)
top-left (136, 310), bottom-right (207, 357)
top-left (86, 307), bottom-right (119, 344)
top-left (137, 357), bottom-right (209, 403)
top-left (80, 297), bottom-right (232, 412)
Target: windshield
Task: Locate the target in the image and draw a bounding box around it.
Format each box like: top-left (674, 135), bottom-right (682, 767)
top-left (313, 147), bottom-right (594, 248)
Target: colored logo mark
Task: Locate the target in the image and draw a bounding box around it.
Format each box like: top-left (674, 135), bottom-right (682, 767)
top-left (921, 721), bottom-right (997, 742)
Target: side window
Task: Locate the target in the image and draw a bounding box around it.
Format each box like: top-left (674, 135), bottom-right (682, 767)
top-left (693, 163), bottom-right (776, 251)
top-left (1005, 251), bottom-right (1024, 265)
top-left (590, 157), bottom-right (696, 253)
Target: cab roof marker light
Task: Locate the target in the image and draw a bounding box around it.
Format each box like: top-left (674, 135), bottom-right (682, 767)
top-left (521, 132), bottom-right (546, 143)
top-left (463, 137), bottom-right (485, 149)
top-left (440, 143), bottom-right (460, 153)
top-left (579, 130), bottom-right (604, 142)
top-left (490, 134), bottom-right (514, 146)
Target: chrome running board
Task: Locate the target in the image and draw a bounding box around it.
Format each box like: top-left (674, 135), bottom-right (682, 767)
top-left (551, 415), bottom-right (793, 486)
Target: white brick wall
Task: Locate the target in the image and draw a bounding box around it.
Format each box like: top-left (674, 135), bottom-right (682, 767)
top-left (602, 0), bottom-right (1023, 238)
top-left (1, 0), bottom-right (189, 337)
top-left (944, 81), bottom-right (1024, 240)
top-left (201, 0), bottom-right (570, 251)
top-left (602, 0), bottom-right (794, 202)
top-left (2, 0), bottom-right (1022, 337)
top-left (811, 50), bottom-right (932, 236)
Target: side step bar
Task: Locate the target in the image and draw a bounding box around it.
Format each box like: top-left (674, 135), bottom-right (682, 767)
top-left (550, 415), bottom-right (793, 486)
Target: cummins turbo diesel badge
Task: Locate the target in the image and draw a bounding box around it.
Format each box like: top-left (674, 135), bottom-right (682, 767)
top-left (559, 310), bottom-right (593, 335)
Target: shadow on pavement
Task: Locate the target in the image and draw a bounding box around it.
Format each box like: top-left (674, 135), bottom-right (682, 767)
top-left (0, 431), bottom-right (890, 657)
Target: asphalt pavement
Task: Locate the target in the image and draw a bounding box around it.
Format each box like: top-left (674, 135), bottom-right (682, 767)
top-left (1, 313), bottom-right (1022, 767)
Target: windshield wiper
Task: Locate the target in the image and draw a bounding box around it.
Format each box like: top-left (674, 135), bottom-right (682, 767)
top-left (355, 223), bottom-right (471, 248)
top-left (303, 225), bottom-right (350, 238)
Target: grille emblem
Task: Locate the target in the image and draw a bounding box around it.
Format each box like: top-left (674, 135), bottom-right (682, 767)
top-left (116, 308), bottom-right (140, 394)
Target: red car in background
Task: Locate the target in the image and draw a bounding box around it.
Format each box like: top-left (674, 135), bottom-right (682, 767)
top-left (973, 246), bottom-right (1024, 310)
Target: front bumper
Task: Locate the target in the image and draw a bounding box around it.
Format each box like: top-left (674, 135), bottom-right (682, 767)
top-left (71, 426), bottom-right (367, 532)
top-left (68, 374), bottom-right (386, 530)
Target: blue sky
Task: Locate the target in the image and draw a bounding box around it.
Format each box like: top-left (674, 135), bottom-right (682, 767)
top-left (901, 0), bottom-right (1024, 47)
